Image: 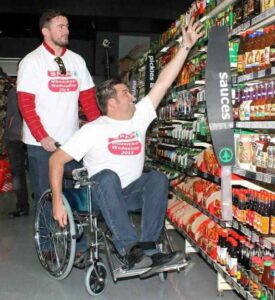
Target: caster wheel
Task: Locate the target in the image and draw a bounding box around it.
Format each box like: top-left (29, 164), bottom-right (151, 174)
top-left (85, 262), bottom-right (108, 296)
top-left (159, 272), bottom-right (168, 282)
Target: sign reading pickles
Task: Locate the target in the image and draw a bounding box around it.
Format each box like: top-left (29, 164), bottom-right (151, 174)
top-left (145, 53), bottom-right (157, 94)
top-left (205, 26), bottom-right (235, 166)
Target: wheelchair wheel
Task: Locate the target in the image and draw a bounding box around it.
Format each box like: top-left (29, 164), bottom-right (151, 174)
top-left (34, 190), bottom-right (76, 280)
top-left (85, 262), bottom-right (108, 296)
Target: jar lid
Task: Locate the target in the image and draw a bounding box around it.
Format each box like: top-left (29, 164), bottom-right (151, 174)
top-left (264, 261), bottom-right (273, 267)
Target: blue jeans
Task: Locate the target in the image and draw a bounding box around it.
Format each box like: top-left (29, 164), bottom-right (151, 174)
top-left (27, 145), bottom-right (83, 251)
top-left (27, 145), bottom-right (81, 212)
top-left (90, 169), bottom-right (168, 255)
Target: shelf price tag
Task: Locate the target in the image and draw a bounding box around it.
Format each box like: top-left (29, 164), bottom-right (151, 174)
top-left (234, 167), bottom-right (246, 177)
top-left (262, 239), bottom-right (272, 250)
top-left (240, 224), bottom-right (252, 239)
top-left (251, 232), bottom-right (260, 244)
top-left (263, 174), bottom-right (272, 184)
top-left (258, 70), bottom-right (265, 78)
top-left (247, 292), bottom-right (254, 300)
top-left (232, 219), bottom-right (239, 230)
top-left (255, 172), bottom-right (263, 182)
top-left (233, 280), bottom-right (240, 293)
top-left (239, 286), bottom-right (245, 297)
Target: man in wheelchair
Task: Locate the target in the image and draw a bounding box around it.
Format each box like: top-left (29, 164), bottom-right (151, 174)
top-left (49, 18), bottom-right (203, 277)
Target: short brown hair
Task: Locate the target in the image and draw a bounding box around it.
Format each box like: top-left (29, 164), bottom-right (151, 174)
top-left (96, 78), bottom-right (124, 115)
top-left (39, 9), bottom-right (67, 30)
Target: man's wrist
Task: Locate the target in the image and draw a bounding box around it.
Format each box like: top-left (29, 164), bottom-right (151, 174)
top-left (179, 42), bottom-right (191, 52)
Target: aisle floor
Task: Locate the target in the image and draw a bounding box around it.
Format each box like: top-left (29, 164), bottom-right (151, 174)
top-left (0, 191), bottom-right (242, 300)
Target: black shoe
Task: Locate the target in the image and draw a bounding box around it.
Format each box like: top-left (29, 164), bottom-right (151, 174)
top-left (126, 244), bottom-right (152, 270)
top-left (8, 209), bottom-right (29, 218)
top-left (140, 251), bottom-right (184, 279)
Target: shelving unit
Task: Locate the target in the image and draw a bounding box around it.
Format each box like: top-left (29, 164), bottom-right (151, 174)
top-left (130, 0), bottom-right (275, 298)
top-left (167, 216), bottom-right (258, 300)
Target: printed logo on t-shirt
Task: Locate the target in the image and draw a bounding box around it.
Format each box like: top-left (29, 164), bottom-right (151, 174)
top-left (48, 70), bottom-right (78, 92)
top-left (108, 131), bottom-right (142, 155)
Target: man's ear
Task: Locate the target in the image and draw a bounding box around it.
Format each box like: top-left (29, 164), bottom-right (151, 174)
top-left (107, 98), bottom-right (117, 112)
top-left (41, 27), bottom-right (49, 38)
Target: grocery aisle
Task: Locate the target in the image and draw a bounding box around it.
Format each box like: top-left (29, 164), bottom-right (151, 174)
top-left (0, 191), bottom-right (241, 300)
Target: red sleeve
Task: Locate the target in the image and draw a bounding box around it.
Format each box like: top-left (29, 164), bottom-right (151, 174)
top-left (17, 91), bottom-right (48, 142)
top-left (79, 87), bottom-right (101, 122)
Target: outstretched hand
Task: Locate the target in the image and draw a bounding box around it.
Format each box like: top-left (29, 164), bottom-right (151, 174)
top-left (181, 18), bottom-right (204, 49)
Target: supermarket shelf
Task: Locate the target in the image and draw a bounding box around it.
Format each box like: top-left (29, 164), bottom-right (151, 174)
top-left (200, 0), bottom-right (237, 22)
top-left (231, 219), bottom-right (275, 250)
top-left (232, 66), bottom-right (275, 84)
top-left (232, 167), bottom-right (275, 184)
top-left (173, 188), bottom-right (231, 228)
top-left (192, 167), bottom-right (221, 184)
top-left (158, 137), bottom-right (209, 149)
top-left (166, 216), bottom-right (256, 300)
top-left (231, 6), bottom-right (275, 35)
top-left (235, 120), bottom-right (275, 129)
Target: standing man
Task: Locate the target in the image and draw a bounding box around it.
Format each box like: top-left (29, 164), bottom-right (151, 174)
top-left (4, 83), bottom-right (29, 218)
top-left (17, 9), bottom-right (100, 212)
top-left (49, 18), bottom-right (203, 274)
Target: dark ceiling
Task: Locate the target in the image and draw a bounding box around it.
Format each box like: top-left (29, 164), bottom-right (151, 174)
top-left (0, 13), bottom-right (179, 40)
top-left (0, 0), bottom-right (193, 40)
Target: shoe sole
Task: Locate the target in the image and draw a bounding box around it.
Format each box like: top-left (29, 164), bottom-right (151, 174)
top-left (140, 252), bottom-right (185, 279)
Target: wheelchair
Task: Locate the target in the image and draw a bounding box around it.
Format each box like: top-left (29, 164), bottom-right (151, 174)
top-left (34, 167), bottom-right (188, 296)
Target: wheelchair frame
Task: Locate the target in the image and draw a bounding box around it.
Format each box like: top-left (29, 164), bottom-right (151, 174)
top-left (34, 167), bottom-right (188, 296)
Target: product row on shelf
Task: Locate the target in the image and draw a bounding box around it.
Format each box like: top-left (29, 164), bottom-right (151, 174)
top-left (167, 191), bottom-right (275, 300)
top-left (129, 0), bottom-right (275, 298)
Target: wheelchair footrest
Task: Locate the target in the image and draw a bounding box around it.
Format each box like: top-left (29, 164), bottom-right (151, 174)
top-left (113, 257), bottom-right (189, 280)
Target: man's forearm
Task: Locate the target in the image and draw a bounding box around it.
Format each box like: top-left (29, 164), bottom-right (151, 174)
top-left (49, 153), bottom-right (65, 206)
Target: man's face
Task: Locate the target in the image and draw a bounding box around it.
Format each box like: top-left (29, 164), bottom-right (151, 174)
top-left (113, 84), bottom-right (135, 117)
top-left (46, 16), bottom-right (69, 47)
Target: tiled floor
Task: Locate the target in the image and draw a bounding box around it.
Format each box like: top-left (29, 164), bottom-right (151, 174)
top-left (0, 191), bottom-right (241, 300)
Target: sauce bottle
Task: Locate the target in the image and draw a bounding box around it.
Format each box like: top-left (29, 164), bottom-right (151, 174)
top-left (237, 32), bottom-right (247, 75)
top-left (261, 195), bottom-right (270, 235)
top-left (245, 32), bottom-right (255, 74)
top-left (270, 194), bottom-right (275, 237)
top-left (262, 261), bottom-right (273, 288)
top-left (270, 25), bottom-right (275, 67)
top-left (267, 265), bottom-right (275, 291)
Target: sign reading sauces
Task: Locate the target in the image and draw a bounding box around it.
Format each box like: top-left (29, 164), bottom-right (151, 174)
top-left (205, 26), bottom-right (235, 167)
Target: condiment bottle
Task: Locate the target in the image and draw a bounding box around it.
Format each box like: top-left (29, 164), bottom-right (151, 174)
top-left (267, 265), bottom-right (275, 290)
top-left (262, 261), bottom-right (273, 287)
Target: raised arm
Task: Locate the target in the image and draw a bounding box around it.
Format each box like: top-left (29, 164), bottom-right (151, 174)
top-left (148, 18), bottom-right (204, 109)
top-left (49, 149), bottom-right (73, 227)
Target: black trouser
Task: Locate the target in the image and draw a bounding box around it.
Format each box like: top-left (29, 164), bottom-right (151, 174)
top-left (6, 141), bottom-right (29, 211)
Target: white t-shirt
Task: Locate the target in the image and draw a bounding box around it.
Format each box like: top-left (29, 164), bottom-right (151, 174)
top-left (61, 96), bottom-right (156, 188)
top-left (17, 44), bottom-right (94, 145)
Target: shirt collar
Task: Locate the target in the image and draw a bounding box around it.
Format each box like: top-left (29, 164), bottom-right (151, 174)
top-left (42, 42), bottom-right (67, 56)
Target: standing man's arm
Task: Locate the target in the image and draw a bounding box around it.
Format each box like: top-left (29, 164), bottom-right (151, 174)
top-left (17, 91), bottom-right (57, 152)
top-left (49, 149), bottom-right (73, 227)
top-left (148, 18), bottom-right (204, 110)
top-left (79, 87), bottom-right (101, 121)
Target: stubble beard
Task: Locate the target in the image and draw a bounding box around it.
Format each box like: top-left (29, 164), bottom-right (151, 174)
top-left (53, 35), bottom-right (69, 48)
